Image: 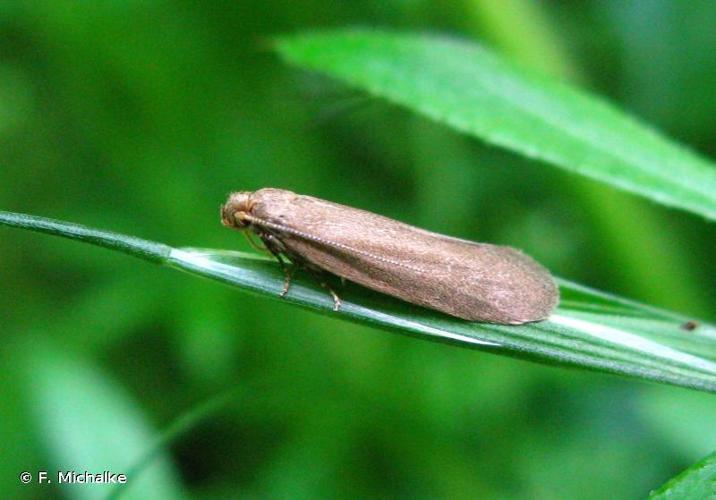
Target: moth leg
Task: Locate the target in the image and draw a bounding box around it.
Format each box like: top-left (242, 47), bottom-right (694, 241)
top-left (306, 268), bottom-right (342, 312)
top-left (258, 231), bottom-right (341, 309)
top-left (276, 254), bottom-right (295, 298)
top-left (243, 230), bottom-right (272, 254)
top-left (257, 232), bottom-right (295, 298)
top-left (266, 248), bottom-right (295, 298)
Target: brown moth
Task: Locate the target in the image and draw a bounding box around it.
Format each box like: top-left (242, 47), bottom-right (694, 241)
top-left (221, 188), bottom-right (558, 324)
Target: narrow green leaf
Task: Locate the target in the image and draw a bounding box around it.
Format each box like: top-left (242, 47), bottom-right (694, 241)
top-left (170, 248), bottom-right (716, 393)
top-left (0, 210), bottom-right (170, 263)
top-left (273, 30), bottom-right (716, 220)
top-left (106, 388), bottom-right (242, 500)
top-left (22, 342), bottom-right (184, 500)
top-left (650, 449), bottom-right (716, 499)
top-left (3, 210), bottom-right (716, 393)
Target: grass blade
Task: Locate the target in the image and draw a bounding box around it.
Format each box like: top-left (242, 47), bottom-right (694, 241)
top-left (170, 248), bottom-right (716, 393)
top-left (22, 342), bottom-right (184, 500)
top-left (3, 210), bottom-right (715, 393)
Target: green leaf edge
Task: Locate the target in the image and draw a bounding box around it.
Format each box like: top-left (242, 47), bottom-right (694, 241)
top-left (272, 29), bottom-right (716, 220)
top-left (650, 449), bottom-right (716, 498)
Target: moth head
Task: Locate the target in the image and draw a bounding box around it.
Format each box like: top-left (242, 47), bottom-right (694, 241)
top-left (221, 191), bottom-right (254, 229)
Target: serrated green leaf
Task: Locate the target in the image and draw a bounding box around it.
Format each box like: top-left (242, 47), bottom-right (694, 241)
top-left (273, 30), bottom-right (716, 220)
top-left (650, 449), bottom-right (716, 499)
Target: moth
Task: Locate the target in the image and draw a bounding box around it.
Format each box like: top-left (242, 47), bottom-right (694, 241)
top-left (221, 188), bottom-right (558, 324)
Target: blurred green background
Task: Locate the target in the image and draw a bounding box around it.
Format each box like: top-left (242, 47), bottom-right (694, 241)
top-left (2, 1), bottom-right (716, 498)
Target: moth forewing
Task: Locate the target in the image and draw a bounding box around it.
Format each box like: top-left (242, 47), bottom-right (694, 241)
top-left (221, 188), bottom-right (559, 324)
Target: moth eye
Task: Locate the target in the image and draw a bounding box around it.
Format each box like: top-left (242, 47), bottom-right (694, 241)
top-left (235, 212), bottom-right (251, 227)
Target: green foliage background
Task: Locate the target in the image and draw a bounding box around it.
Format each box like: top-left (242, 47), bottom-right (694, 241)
top-left (1, 1), bottom-right (716, 498)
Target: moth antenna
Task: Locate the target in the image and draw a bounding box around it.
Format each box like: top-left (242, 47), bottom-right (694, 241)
top-left (243, 213), bottom-right (507, 289)
top-left (244, 214), bottom-right (516, 291)
top-left (242, 213), bottom-right (428, 274)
